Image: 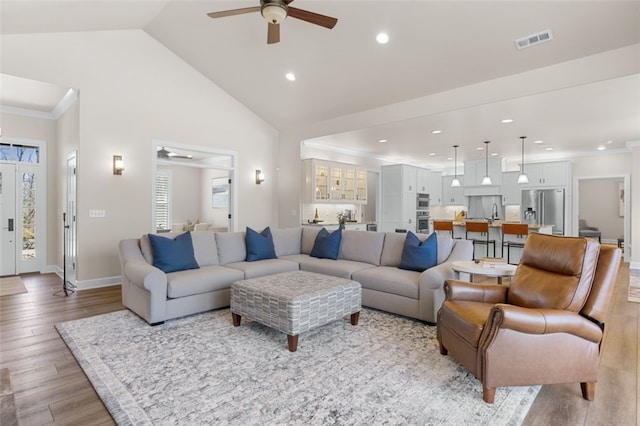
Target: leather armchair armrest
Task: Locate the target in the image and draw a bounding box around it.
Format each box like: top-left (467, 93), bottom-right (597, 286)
top-left (444, 279), bottom-right (508, 303)
top-left (488, 304), bottom-right (603, 343)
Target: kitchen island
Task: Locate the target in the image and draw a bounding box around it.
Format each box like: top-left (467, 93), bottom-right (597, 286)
top-left (433, 220), bottom-right (554, 263)
top-left (302, 221), bottom-right (375, 231)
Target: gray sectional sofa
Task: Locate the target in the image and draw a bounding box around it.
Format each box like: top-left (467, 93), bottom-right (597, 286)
top-left (118, 227), bottom-right (473, 325)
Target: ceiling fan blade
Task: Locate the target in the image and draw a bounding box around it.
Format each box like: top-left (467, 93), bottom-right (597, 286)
top-left (288, 7), bottom-right (337, 29)
top-left (207, 6), bottom-right (261, 19)
top-left (267, 23), bottom-right (280, 44)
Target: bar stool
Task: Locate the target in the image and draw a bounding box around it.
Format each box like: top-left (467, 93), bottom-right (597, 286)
top-left (501, 223), bottom-right (529, 265)
top-left (465, 221), bottom-right (496, 260)
top-left (433, 220), bottom-right (459, 238)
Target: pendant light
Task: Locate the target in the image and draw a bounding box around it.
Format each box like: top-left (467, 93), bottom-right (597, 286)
top-left (517, 136), bottom-right (530, 184)
top-left (481, 140), bottom-right (493, 185)
top-left (451, 145), bottom-right (461, 187)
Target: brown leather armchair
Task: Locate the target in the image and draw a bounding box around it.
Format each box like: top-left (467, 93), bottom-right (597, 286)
top-left (436, 233), bottom-right (621, 403)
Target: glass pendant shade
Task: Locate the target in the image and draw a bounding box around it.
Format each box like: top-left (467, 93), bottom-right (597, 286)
top-left (481, 140), bottom-right (492, 185)
top-left (451, 144), bottom-right (460, 187)
top-left (518, 136), bottom-right (529, 185)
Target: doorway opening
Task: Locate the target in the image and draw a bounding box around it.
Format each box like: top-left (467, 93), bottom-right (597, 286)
top-left (152, 141), bottom-right (237, 234)
top-left (574, 174), bottom-right (629, 262)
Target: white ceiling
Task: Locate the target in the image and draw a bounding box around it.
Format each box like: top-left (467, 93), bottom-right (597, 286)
top-left (1, 1), bottom-right (639, 169)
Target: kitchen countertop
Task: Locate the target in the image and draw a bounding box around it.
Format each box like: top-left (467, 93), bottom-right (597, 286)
top-left (432, 220), bottom-right (553, 230)
top-left (302, 221), bottom-right (375, 227)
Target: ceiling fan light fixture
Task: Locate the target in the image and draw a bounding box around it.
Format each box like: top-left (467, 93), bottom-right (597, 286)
top-left (261, 3), bottom-right (287, 24)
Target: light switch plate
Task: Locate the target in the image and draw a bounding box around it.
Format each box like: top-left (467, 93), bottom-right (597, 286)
top-left (89, 209), bottom-right (106, 218)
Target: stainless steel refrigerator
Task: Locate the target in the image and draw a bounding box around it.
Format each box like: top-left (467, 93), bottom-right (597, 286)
top-left (521, 189), bottom-right (565, 235)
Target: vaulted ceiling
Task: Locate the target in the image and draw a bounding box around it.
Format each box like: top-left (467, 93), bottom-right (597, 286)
top-left (2, 1), bottom-right (639, 168)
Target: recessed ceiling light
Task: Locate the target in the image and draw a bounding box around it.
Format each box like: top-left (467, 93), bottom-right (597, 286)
top-left (476, 147), bottom-right (484, 151)
top-left (501, 118), bottom-right (514, 124)
top-left (447, 157), bottom-right (453, 161)
top-left (285, 72), bottom-right (296, 81)
top-left (534, 140), bottom-right (544, 144)
top-left (597, 146), bottom-right (606, 151)
top-left (605, 140), bottom-right (613, 145)
top-left (376, 32), bottom-right (389, 44)
top-left (378, 139), bottom-right (388, 143)
top-left (431, 130), bottom-right (442, 134)
top-left (491, 152), bottom-right (499, 156)
top-left (429, 152), bottom-right (436, 156)
top-left (545, 147), bottom-right (554, 151)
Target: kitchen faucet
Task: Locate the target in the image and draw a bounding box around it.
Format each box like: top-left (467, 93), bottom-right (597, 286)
top-left (491, 203), bottom-right (499, 221)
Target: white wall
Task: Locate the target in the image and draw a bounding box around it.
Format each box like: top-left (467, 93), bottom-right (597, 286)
top-left (579, 178), bottom-right (624, 242)
top-left (201, 168), bottom-right (230, 228)
top-left (2, 30), bottom-right (278, 283)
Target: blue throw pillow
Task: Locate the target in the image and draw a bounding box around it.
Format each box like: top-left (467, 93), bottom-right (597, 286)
top-left (245, 226), bottom-right (277, 261)
top-left (398, 231), bottom-right (438, 272)
top-left (310, 228), bottom-right (342, 260)
top-left (148, 232), bottom-right (200, 273)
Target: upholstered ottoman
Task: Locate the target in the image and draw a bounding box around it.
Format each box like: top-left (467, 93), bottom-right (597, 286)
top-left (230, 270), bottom-right (362, 352)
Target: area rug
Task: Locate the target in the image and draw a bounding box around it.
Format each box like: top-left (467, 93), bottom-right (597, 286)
top-left (57, 308), bottom-right (539, 425)
top-left (0, 276), bottom-right (27, 297)
top-left (629, 269), bottom-right (640, 303)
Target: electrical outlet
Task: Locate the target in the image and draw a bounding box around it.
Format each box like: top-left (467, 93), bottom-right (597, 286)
top-left (89, 209), bottom-right (106, 218)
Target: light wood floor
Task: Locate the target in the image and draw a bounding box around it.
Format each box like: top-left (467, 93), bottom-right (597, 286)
top-left (0, 265), bottom-right (637, 425)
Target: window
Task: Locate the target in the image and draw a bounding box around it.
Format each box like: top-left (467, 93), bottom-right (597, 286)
top-left (155, 170), bottom-right (171, 231)
top-left (22, 172), bottom-right (36, 260)
top-left (0, 143), bottom-right (40, 163)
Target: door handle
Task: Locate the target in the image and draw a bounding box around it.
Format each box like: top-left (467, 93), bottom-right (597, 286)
top-left (8, 218), bottom-right (14, 232)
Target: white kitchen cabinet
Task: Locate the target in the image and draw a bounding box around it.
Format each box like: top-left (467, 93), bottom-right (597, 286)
top-left (380, 165), bottom-right (419, 232)
top-left (463, 158), bottom-right (503, 186)
top-left (416, 168), bottom-right (430, 193)
top-left (429, 172), bottom-right (443, 205)
top-left (442, 176), bottom-right (466, 205)
top-left (501, 171), bottom-right (522, 205)
top-left (521, 161), bottom-right (571, 188)
top-left (303, 159), bottom-right (367, 204)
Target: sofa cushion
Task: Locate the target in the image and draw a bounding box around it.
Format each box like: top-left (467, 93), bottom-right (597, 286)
top-left (310, 228), bottom-right (342, 260)
top-left (271, 227), bottom-right (302, 257)
top-left (339, 230), bottom-right (384, 266)
top-left (301, 227), bottom-right (321, 254)
top-left (353, 266), bottom-right (420, 299)
top-left (245, 227), bottom-right (277, 261)
top-left (215, 232), bottom-right (247, 265)
top-left (140, 232), bottom-right (179, 264)
top-left (298, 257), bottom-right (374, 279)
top-left (225, 258), bottom-right (299, 279)
top-left (148, 232), bottom-right (200, 273)
top-left (399, 232), bottom-right (437, 272)
top-left (380, 233), bottom-right (406, 267)
top-left (190, 231), bottom-right (219, 266)
top-left (166, 265), bottom-right (244, 298)
top-left (436, 234), bottom-right (454, 264)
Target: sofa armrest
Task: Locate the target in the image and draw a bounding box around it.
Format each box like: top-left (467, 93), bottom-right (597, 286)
top-left (486, 304), bottom-right (603, 343)
top-left (119, 239), bottom-right (167, 293)
top-left (443, 280), bottom-right (507, 303)
top-left (445, 238), bottom-right (474, 262)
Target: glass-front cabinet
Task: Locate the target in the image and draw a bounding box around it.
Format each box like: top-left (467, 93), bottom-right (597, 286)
top-left (303, 159), bottom-right (367, 204)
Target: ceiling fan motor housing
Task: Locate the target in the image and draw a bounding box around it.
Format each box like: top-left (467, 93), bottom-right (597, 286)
top-left (261, 0), bottom-right (288, 24)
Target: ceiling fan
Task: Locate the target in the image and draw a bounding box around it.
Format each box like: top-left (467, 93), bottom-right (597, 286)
top-left (207, 0), bottom-right (338, 44)
top-left (157, 147), bottom-right (193, 160)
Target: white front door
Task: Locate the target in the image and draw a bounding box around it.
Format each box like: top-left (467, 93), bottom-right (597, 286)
top-left (0, 164), bottom-right (17, 276)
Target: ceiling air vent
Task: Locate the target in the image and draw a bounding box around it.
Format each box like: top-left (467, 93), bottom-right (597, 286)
top-left (515, 29), bottom-right (553, 50)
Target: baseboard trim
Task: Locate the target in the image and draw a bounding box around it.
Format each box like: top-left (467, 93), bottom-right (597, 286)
top-left (75, 276), bottom-right (122, 290)
top-left (630, 262), bottom-right (640, 271)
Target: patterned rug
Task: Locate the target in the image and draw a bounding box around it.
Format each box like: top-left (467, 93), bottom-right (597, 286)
top-left (0, 276), bottom-right (27, 297)
top-left (57, 308), bottom-right (539, 425)
top-left (629, 268), bottom-right (640, 303)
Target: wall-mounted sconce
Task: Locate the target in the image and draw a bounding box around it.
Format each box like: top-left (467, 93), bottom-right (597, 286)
top-left (113, 155), bottom-right (124, 175)
top-left (255, 169), bottom-right (265, 184)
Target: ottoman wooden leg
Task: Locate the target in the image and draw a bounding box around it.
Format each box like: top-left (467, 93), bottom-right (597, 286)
top-left (231, 312), bottom-right (241, 327)
top-left (287, 334), bottom-right (299, 352)
top-left (350, 311), bottom-right (360, 326)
